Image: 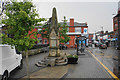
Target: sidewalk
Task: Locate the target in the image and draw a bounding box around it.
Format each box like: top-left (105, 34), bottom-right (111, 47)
top-left (20, 65), bottom-right (68, 79)
top-left (19, 48), bottom-right (119, 79)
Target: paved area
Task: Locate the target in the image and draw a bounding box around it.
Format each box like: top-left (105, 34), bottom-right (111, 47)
top-left (21, 65), bottom-right (68, 79)
top-left (9, 51), bottom-right (49, 79)
top-left (8, 48), bottom-right (120, 80)
top-left (88, 46), bottom-right (120, 79)
top-left (63, 49), bottom-right (114, 79)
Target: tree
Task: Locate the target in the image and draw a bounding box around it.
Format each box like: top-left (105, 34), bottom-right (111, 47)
top-left (39, 17), bottom-right (51, 40)
top-left (1, 1), bottom-right (45, 79)
top-left (59, 16), bottom-right (70, 44)
top-left (40, 16), bottom-right (70, 44)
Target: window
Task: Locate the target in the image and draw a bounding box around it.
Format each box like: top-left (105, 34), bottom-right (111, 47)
top-left (66, 41), bottom-right (69, 44)
top-left (75, 27), bottom-right (81, 33)
top-left (38, 28), bottom-right (41, 33)
top-left (44, 40), bottom-right (47, 44)
top-left (38, 38), bottom-right (42, 44)
top-left (67, 28), bottom-right (69, 32)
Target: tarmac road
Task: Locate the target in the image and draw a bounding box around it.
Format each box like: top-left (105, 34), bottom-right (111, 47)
top-left (88, 46), bottom-right (120, 78)
top-left (9, 51), bottom-right (49, 79)
top-left (63, 48), bottom-right (114, 79)
top-left (1, 47), bottom-right (120, 79)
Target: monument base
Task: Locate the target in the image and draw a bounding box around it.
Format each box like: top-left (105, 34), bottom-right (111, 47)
top-left (48, 48), bottom-right (60, 57)
top-left (35, 53), bottom-right (67, 67)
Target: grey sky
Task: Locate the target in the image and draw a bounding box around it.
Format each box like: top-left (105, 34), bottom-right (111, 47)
top-left (33, 1), bottom-right (118, 33)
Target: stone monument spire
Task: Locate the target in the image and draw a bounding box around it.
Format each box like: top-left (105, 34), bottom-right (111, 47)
top-left (35, 8), bottom-right (67, 67)
top-left (49, 7), bottom-right (60, 57)
top-left (50, 7), bottom-right (58, 35)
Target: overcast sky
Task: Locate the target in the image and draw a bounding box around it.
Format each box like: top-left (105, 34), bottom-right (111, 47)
top-left (2, 0), bottom-right (119, 33)
top-left (31, 0), bottom-right (119, 33)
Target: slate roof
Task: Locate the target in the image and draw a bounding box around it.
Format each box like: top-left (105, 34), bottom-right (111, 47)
top-left (59, 22), bottom-right (87, 27)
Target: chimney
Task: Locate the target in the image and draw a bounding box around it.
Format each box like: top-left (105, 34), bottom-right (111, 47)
top-left (105, 31), bottom-right (108, 34)
top-left (70, 18), bottom-right (74, 26)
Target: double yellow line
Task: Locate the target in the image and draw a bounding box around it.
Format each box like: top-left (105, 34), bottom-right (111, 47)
top-left (87, 49), bottom-right (119, 80)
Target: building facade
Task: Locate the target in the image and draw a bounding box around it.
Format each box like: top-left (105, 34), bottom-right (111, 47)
top-left (112, 1), bottom-right (120, 45)
top-left (62, 18), bottom-right (88, 48)
top-left (29, 18), bottom-right (88, 48)
top-left (28, 27), bottom-right (49, 45)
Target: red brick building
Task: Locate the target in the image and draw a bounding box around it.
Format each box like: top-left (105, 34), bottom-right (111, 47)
top-left (88, 33), bottom-right (93, 41)
top-left (60, 18), bottom-right (88, 48)
top-left (112, 1), bottom-right (120, 39)
top-left (113, 15), bottom-right (118, 38)
top-left (29, 18), bottom-right (88, 48)
top-left (28, 27), bottom-right (49, 45)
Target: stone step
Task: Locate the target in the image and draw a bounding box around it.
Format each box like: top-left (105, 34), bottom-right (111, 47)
top-left (56, 57), bottom-right (63, 60)
top-left (41, 60), bottom-right (46, 62)
top-left (35, 63), bottom-right (46, 67)
top-left (55, 61), bottom-right (67, 66)
top-left (56, 58), bottom-right (66, 63)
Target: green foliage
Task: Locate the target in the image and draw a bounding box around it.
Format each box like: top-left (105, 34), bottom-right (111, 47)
top-left (40, 16), bottom-right (70, 44)
top-left (67, 54), bottom-right (78, 58)
top-left (2, 1), bottom-right (45, 51)
top-left (59, 16), bottom-right (70, 43)
top-left (39, 22), bottom-right (50, 39)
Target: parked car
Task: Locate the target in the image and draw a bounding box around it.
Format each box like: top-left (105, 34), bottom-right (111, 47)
top-left (88, 40), bottom-right (92, 47)
top-left (0, 45), bottom-right (23, 80)
top-left (99, 43), bottom-right (107, 49)
top-left (94, 42), bottom-right (100, 47)
top-left (59, 44), bottom-right (67, 50)
top-left (115, 45), bottom-right (120, 50)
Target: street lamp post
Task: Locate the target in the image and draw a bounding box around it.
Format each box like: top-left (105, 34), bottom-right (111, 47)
top-left (76, 37), bottom-right (79, 55)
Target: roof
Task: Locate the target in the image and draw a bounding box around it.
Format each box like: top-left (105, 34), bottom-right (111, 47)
top-left (59, 22), bottom-right (87, 27)
top-left (115, 13), bottom-right (120, 17)
top-left (108, 31), bottom-right (114, 35)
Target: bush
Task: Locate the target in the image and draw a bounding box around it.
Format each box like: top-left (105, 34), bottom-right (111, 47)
top-left (67, 54), bottom-right (78, 58)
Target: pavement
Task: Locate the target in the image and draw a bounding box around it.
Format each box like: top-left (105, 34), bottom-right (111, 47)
top-left (21, 65), bottom-right (69, 79)
top-left (13, 47), bottom-right (120, 80)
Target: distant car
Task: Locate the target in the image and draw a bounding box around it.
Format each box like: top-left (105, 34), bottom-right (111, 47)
top-left (88, 40), bottom-right (92, 43)
top-left (95, 42), bottom-right (100, 47)
top-left (115, 45), bottom-right (120, 50)
top-left (99, 43), bottom-right (107, 49)
top-left (88, 40), bottom-right (92, 47)
top-left (59, 44), bottom-right (67, 50)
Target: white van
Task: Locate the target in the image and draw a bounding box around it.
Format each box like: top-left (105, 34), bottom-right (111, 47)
top-left (0, 45), bottom-right (23, 80)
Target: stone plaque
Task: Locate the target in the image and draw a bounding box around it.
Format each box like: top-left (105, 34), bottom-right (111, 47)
top-left (51, 40), bottom-right (56, 47)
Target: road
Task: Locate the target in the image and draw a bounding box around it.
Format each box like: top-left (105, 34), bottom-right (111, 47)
top-left (63, 48), bottom-right (114, 78)
top-left (88, 46), bottom-right (120, 78)
top-left (2, 46), bottom-right (120, 79)
top-left (9, 51), bottom-right (49, 79)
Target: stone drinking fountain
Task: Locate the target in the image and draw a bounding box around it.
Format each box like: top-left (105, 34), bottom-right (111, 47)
top-left (35, 7), bottom-right (68, 67)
